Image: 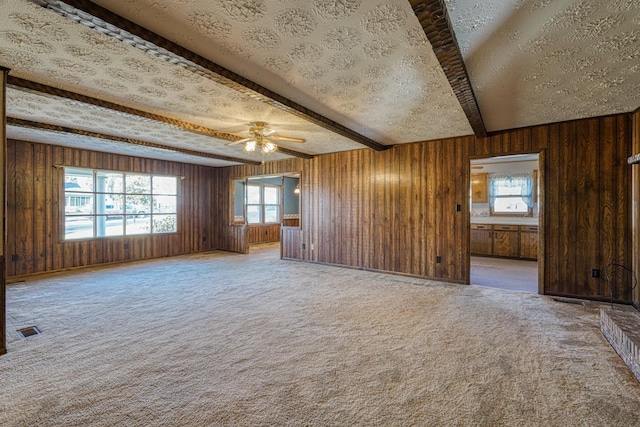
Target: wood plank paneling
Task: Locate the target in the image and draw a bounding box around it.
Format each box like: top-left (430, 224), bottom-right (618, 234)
top-left (471, 116), bottom-right (631, 300)
top-left (283, 218), bottom-right (299, 227)
top-left (7, 140), bottom-right (217, 277)
top-left (600, 116), bottom-right (617, 298)
top-left (247, 224), bottom-right (280, 244)
top-left (575, 118), bottom-right (598, 297)
top-left (281, 226), bottom-right (301, 259)
top-left (632, 109), bottom-right (640, 308)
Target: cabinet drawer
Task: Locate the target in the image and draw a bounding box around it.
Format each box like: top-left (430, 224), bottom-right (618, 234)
top-left (494, 224), bottom-right (519, 231)
top-left (471, 224), bottom-right (492, 230)
top-left (520, 225), bottom-right (538, 232)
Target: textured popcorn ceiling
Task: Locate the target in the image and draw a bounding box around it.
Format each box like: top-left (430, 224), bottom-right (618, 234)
top-left (90, 0), bottom-right (473, 144)
top-left (0, 0), bottom-right (638, 166)
top-left (446, 0), bottom-right (640, 130)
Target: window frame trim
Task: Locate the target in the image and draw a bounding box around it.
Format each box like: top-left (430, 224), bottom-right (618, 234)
top-left (244, 182), bottom-right (282, 226)
top-left (488, 173), bottom-right (534, 217)
top-left (61, 166), bottom-right (180, 241)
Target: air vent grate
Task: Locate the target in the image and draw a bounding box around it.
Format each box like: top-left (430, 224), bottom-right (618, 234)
top-left (17, 326), bottom-right (41, 338)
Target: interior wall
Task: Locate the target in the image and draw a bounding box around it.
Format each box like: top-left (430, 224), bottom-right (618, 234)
top-left (471, 115), bottom-right (631, 299)
top-left (308, 140), bottom-right (469, 281)
top-left (216, 114), bottom-right (632, 300)
top-left (7, 139), bottom-right (217, 278)
top-left (7, 114), bottom-right (633, 301)
top-left (302, 114), bottom-right (629, 298)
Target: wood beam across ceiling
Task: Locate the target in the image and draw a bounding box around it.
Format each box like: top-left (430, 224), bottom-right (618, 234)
top-left (409, 0), bottom-right (487, 138)
top-left (33, 0), bottom-right (388, 152)
top-left (8, 76), bottom-right (314, 160)
top-left (8, 117), bottom-right (263, 166)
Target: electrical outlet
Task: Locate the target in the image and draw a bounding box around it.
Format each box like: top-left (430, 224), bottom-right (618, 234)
top-left (302, 243), bottom-right (306, 250)
top-left (124, 243), bottom-right (130, 250)
top-left (591, 269), bottom-right (600, 278)
top-left (311, 244), bottom-right (314, 251)
top-left (436, 256), bottom-right (442, 263)
top-left (11, 254), bottom-right (19, 262)
top-left (456, 204), bottom-right (461, 212)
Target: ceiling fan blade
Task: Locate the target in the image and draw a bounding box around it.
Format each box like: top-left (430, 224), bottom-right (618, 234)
top-left (217, 123), bottom-right (253, 133)
top-left (269, 135), bottom-right (306, 143)
top-left (225, 138), bottom-right (254, 146)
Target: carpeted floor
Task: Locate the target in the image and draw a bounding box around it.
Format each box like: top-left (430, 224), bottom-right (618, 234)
top-left (471, 256), bottom-right (538, 293)
top-left (2, 244), bottom-right (640, 426)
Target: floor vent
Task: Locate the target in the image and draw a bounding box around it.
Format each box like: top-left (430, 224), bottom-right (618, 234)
top-left (17, 326), bottom-right (41, 338)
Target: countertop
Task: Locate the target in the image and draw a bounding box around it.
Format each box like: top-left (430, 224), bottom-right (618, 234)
top-left (470, 217), bottom-right (539, 226)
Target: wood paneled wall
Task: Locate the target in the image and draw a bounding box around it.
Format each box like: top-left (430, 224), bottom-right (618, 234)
top-left (283, 218), bottom-right (300, 227)
top-left (307, 141), bottom-right (469, 280)
top-left (247, 224), bottom-right (280, 244)
top-left (632, 109), bottom-right (640, 308)
top-left (472, 115), bottom-right (631, 299)
top-left (7, 140), bottom-right (216, 277)
top-left (281, 226), bottom-right (302, 259)
top-left (217, 114), bottom-right (632, 300)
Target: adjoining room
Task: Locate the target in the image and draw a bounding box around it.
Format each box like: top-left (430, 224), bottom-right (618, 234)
top-left (470, 154), bottom-right (540, 294)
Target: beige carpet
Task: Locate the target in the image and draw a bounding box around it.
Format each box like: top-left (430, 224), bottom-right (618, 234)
top-left (2, 244), bottom-right (640, 426)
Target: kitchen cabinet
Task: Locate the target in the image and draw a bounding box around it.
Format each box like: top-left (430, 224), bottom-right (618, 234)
top-left (492, 225), bottom-right (520, 258)
top-left (470, 224), bottom-right (492, 255)
top-left (471, 223), bottom-right (537, 260)
top-left (471, 173), bottom-right (489, 203)
top-left (519, 225), bottom-right (538, 259)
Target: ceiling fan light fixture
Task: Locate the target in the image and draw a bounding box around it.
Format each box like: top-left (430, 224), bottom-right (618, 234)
top-left (262, 141), bottom-right (277, 154)
top-left (226, 122), bottom-right (304, 156)
top-left (243, 139), bottom-right (257, 153)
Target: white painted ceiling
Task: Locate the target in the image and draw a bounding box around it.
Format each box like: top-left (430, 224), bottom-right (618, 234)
top-left (0, 0), bottom-right (638, 167)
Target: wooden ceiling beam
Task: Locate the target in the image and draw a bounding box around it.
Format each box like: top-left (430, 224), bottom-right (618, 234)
top-left (409, 0), bottom-right (487, 138)
top-left (36, 0), bottom-right (388, 152)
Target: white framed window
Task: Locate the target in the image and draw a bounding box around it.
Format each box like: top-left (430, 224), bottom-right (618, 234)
top-left (63, 167), bottom-right (178, 240)
top-left (489, 173), bottom-right (534, 216)
top-left (246, 183), bottom-right (280, 224)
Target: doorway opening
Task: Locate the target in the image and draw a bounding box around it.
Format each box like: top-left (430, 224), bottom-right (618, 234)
top-left (231, 173), bottom-right (300, 255)
top-left (470, 154), bottom-right (541, 294)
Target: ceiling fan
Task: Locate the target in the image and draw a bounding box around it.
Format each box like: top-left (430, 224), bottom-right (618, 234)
top-left (226, 121), bottom-right (306, 154)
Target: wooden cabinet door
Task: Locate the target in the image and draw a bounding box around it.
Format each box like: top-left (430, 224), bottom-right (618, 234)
top-left (493, 230), bottom-right (519, 258)
top-left (471, 173), bottom-right (488, 203)
top-left (470, 228), bottom-right (492, 255)
top-left (520, 231), bottom-right (538, 259)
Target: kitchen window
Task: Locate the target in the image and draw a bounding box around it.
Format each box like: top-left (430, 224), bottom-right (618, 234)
top-left (489, 173), bottom-right (534, 216)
